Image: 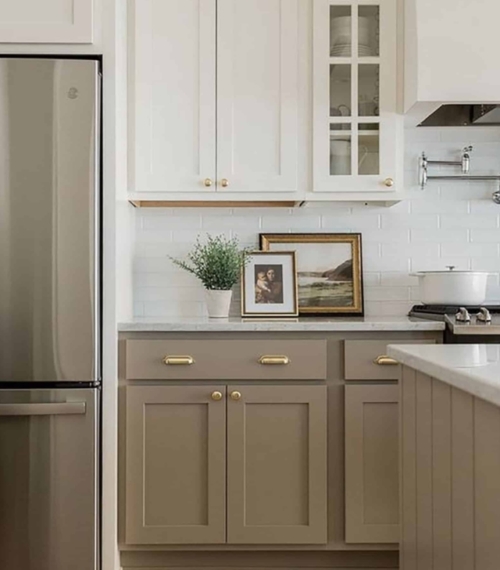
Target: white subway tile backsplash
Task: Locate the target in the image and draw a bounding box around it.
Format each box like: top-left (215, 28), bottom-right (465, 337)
top-left (381, 213), bottom-right (439, 230)
top-left (440, 243), bottom-right (499, 258)
top-left (410, 256), bottom-right (470, 272)
top-left (364, 287), bottom-right (410, 302)
top-left (410, 228), bottom-right (468, 243)
top-left (380, 272), bottom-right (419, 287)
top-left (381, 242), bottom-right (440, 258)
top-left (132, 129), bottom-right (500, 318)
top-left (202, 215), bottom-right (261, 231)
top-left (361, 229), bottom-right (410, 244)
top-left (142, 214), bottom-right (202, 230)
top-left (261, 214), bottom-right (321, 231)
top-left (470, 229), bottom-right (500, 243)
top-left (440, 214), bottom-right (499, 229)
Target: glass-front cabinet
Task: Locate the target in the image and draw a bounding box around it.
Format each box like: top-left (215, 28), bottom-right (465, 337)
top-left (313, 0), bottom-right (398, 193)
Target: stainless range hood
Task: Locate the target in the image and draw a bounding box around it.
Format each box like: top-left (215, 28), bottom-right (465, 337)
top-left (419, 105), bottom-right (500, 127)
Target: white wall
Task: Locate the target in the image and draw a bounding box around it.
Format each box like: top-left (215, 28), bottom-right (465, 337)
top-left (132, 127), bottom-right (500, 318)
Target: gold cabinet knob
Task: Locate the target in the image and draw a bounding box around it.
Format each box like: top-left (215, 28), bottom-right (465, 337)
top-left (230, 391), bottom-right (242, 401)
top-left (383, 177), bottom-right (394, 187)
top-left (204, 178), bottom-right (213, 187)
top-left (211, 391), bottom-right (223, 401)
top-left (221, 178), bottom-right (229, 188)
top-left (163, 355), bottom-right (194, 366)
top-left (373, 355), bottom-right (399, 366)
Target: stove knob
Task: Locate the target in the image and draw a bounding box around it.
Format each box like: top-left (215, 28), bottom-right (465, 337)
top-left (476, 307), bottom-right (492, 323)
top-left (455, 307), bottom-right (471, 323)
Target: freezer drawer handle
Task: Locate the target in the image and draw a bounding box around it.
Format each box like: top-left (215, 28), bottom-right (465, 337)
top-left (0, 402), bottom-right (86, 416)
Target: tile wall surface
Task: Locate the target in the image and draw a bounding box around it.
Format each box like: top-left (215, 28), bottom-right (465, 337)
top-left (133, 128), bottom-right (500, 317)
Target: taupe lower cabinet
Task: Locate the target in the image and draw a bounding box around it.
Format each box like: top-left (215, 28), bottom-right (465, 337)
top-left (125, 385), bottom-right (226, 544)
top-left (345, 385), bottom-right (399, 544)
top-left (125, 384), bottom-right (327, 546)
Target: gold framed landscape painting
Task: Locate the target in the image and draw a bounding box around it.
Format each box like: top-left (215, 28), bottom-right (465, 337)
top-left (260, 233), bottom-right (364, 316)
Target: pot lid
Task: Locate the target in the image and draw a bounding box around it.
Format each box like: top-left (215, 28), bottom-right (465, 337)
top-left (411, 265), bottom-right (496, 276)
top-left (412, 270), bottom-right (494, 276)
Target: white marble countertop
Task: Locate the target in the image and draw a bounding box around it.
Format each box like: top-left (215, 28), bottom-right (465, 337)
top-left (118, 316), bottom-right (445, 332)
top-left (387, 344), bottom-right (500, 407)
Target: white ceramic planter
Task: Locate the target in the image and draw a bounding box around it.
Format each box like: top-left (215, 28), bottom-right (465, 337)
top-left (411, 269), bottom-right (493, 305)
top-left (205, 289), bottom-right (233, 318)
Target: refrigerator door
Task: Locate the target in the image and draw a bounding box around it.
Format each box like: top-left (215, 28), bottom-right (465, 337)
top-left (0, 58), bottom-right (100, 382)
top-left (0, 388), bottom-right (98, 570)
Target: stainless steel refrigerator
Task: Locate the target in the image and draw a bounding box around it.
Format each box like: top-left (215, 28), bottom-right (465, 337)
top-left (0, 58), bottom-right (100, 570)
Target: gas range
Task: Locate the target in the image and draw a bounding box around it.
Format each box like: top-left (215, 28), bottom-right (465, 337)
top-left (409, 305), bottom-right (500, 341)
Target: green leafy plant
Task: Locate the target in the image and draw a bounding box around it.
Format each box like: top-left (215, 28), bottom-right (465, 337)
top-left (169, 234), bottom-right (251, 291)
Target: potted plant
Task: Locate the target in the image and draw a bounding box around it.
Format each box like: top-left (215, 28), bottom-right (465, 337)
top-left (169, 234), bottom-right (249, 318)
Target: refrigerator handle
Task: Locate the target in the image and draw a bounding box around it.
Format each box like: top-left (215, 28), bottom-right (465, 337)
top-left (0, 402), bottom-right (86, 416)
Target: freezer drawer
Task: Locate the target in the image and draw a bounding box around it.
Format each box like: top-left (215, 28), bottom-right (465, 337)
top-left (0, 388), bottom-right (99, 570)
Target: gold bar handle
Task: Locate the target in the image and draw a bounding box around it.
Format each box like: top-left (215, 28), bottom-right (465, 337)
top-left (373, 355), bottom-right (399, 366)
top-left (163, 355), bottom-right (195, 366)
top-left (258, 355), bottom-right (290, 366)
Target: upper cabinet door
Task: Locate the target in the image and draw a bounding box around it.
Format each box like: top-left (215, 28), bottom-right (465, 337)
top-left (313, 0), bottom-right (397, 192)
top-left (129, 0), bottom-right (216, 192)
top-left (227, 385), bottom-right (327, 544)
top-left (217, 0), bottom-right (299, 193)
top-left (0, 0), bottom-right (92, 43)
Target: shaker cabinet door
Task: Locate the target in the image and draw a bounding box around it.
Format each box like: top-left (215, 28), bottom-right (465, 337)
top-left (313, 0), bottom-right (398, 192)
top-left (226, 385), bottom-right (327, 544)
top-left (0, 0), bottom-right (92, 43)
top-left (216, 0), bottom-right (300, 193)
top-left (129, 0), bottom-right (217, 193)
top-left (345, 384), bottom-right (399, 543)
top-left (125, 385), bottom-right (226, 544)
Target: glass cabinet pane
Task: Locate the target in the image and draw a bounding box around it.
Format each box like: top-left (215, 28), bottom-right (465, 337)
top-left (330, 6), bottom-right (351, 57)
top-left (358, 64), bottom-right (379, 116)
top-left (358, 6), bottom-right (379, 57)
top-left (358, 123), bottom-right (380, 175)
top-left (330, 65), bottom-right (351, 117)
top-left (330, 125), bottom-right (351, 176)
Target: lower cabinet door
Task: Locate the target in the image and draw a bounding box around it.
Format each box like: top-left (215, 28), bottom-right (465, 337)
top-left (227, 385), bottom-right (327, 544)
top-left (125, 386), bottom-right (226, 544)
top-left (345, 384), bottom-right (399, 543)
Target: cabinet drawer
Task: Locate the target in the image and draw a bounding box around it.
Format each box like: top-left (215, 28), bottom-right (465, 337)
top-left (125, 340), bottom-right (327, 381)
top-left (344, 339), bottom-right (436, 381)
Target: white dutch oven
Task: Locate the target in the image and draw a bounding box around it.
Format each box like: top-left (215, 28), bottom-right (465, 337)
top-left (411, 267), bottom-right (494, 306)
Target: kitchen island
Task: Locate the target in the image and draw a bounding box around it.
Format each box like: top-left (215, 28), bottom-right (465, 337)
top-left (387, 344), bottom-right (500, 570)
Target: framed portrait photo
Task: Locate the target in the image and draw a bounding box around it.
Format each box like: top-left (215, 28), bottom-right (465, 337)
top-left (241, 251), bottom-right (299, 317)
top-left (260, 233), bottom-right (364, 316)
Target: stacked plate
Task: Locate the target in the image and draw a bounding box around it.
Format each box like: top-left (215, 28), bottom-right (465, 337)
top-left (331, 44), bottom-right (372, 57)
top-left (330, 16), bottom-right (372, 57)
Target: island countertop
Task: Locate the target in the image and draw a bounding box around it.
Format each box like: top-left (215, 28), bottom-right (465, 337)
top-left (118, 316), bottom-right (445, 333)
top-left (387, 344), bottom-right (500, 407)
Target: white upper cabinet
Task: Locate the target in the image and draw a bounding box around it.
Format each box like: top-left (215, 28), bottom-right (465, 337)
top-left (129, 0), bottom-right (217, 193)
top-left (129, 0), bottom-right (300, 196)
top-left (404, 0), bottom-right (500, 125)
top-left (0, 0), bottom-right (93, 43)
top-left (312, 0), bottom-right (398, 193)
top-left (217, 0), bottom-right (299, 193)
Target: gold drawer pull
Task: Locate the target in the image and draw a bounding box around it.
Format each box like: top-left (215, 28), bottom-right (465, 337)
top-left (259, 355), bottom-right (290, 366)
top-left (230, 391), bottom-right (242, 401)
top-left (163, 355), bottom-right (195, 366)
top-left (211, 391), bottom-right (223, 401)
top-left (373, 355), bottom-right (399, 366)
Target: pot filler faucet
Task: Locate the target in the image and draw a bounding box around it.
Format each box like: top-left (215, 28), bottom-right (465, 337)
top-left (419, 145), bottom-right (500, 204)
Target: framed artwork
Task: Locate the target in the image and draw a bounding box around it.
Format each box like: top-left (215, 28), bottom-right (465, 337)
top-left (241, 251), bottom-right (299, 317)
top-left (260, 233), bottom-right (364, 316)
